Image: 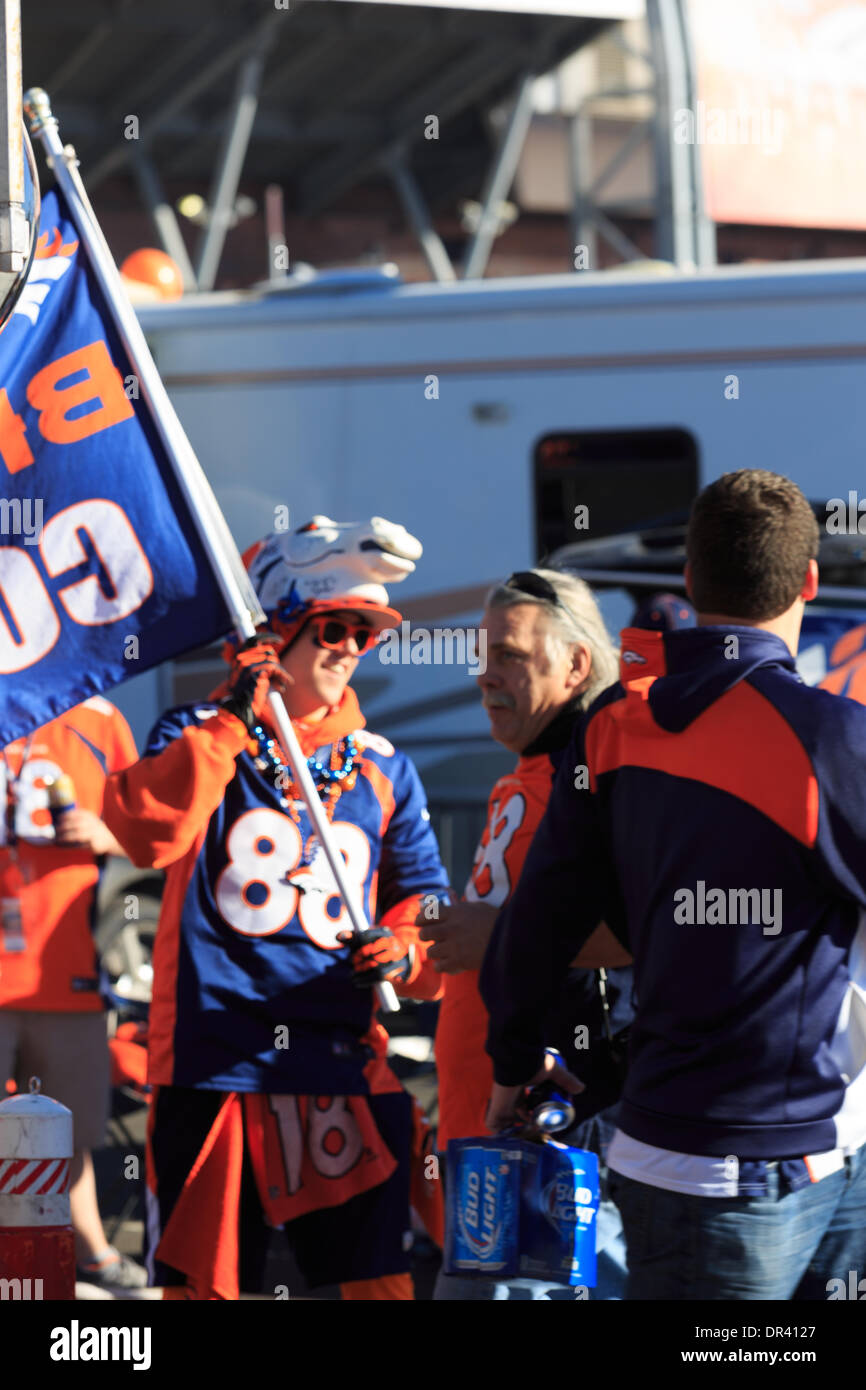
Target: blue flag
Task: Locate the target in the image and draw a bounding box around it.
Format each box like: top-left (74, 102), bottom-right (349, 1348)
top-left (0, 189), bottom-right (237, 744)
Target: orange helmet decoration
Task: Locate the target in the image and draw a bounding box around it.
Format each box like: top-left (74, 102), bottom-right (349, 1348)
top-left (120, 248), bottom-right (184, 302)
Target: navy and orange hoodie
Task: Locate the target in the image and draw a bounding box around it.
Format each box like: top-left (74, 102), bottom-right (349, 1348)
top-left (481, 625), bottom-right (866, 1160)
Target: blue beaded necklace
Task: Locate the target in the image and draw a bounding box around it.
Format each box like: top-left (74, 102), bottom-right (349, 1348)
top-left (251, 724), bottom-right (359, 805)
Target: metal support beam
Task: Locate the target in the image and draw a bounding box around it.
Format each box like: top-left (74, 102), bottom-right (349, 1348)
top-left (607, 26), bottom-right (653, 67)
top-left (60, 107), bottom-right (391, 150)
top-left (570, 105), bottom-right (654, 269)
top-left (85, 8), bottom-right (283, 192)
top-left (587, 114), bottom-right (652, 200)
top-left (113, 23), bottom-right (219, 115)
top-left (461, 72), bottom-right (536, 280)
top-left (194, 29), bottom-right (274, 292)
top-left (568, 104), bottom-right (598, 270)
top-left (587, 204), bottom-right (645, 261)
top-left (646, 0), bottom-right (715, 268)
top-left (385, 151), bottom-right (456, 283)
top-left (298, 15), bottom-right (580, 217)
top-left (675, 0), bottom-right (716, 268)
top-left (258, 31), bottom-right (336, 103)
top-left (44, 15), bottom-right (116, 96)
top-left (565, 0), bottom-right (717, 276)
top-left (131, 149), bottom-right (197, 290)
top-left (299, 39), bottom-right (514, 216)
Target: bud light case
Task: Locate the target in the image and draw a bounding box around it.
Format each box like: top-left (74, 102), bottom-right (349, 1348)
top-left (444, 1136), bottom-right (599, 1285)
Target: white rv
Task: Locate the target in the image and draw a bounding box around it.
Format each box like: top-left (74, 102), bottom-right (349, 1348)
top-left (99, 258), bottom-right (866, 982)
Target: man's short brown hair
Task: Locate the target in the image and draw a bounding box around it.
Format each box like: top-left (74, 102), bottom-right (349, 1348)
top-left (686, 470), bottom-right (819, 620)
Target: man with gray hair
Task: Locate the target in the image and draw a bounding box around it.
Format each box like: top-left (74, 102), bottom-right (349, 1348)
top-left (420, 568), bottom-right (632, 1299)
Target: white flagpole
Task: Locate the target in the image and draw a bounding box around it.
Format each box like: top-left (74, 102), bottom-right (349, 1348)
top-left (23, 88), bottom-right (399, 1012)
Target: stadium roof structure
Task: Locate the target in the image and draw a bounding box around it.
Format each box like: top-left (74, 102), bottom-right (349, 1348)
top-left (21, 0), bottom-right (641, 288)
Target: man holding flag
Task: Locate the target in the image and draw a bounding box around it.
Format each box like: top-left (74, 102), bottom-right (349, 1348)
top-left (2, 101), bottom-right (371, 1295)
top-left (9, 95), bottom-right (443, 1301)
top-left (0, 113), bottom-right (277, 1290)
top-left (102, 516), bottom-right (450, 1300)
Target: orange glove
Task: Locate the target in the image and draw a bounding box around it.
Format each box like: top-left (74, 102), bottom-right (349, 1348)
top-left (222, 636), bottom-right (292, 731)
top-left (336, 926), bottom-right (414, 987)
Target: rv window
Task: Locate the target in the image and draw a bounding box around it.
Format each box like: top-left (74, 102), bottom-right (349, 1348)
top-left (533, 429), bottom-right (699, 560)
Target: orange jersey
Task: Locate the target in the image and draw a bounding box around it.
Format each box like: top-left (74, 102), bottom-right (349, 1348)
top-left (0, 697), bottom-right (138, 1012)
top-left (435, 749), bottom-right (556, 1149)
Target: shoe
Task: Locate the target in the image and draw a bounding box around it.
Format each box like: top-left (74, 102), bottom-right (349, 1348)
top-left (76, 1247), bottom-right (148, 1297)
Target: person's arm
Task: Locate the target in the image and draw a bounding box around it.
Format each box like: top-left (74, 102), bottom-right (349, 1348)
top-left (416, 900), bottom-right (499, 973)
top-left (363, 751), bottom-right (451, 1000)
top-left (479, 714), bottom-right (625, 1089)
top-left (103, 641), bottom-right (291, 871)
top-left (55, 704), bottom-right (140, 857)
top-left (54, 810), bottom-right (127, 857)
top-left (102, 708), bottom-right (249, 869)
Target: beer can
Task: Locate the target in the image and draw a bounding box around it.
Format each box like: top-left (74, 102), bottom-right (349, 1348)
top-left (45, 775), bottom-right (76, 827)
top-left (524, 1082), bottom-right (576, 1134)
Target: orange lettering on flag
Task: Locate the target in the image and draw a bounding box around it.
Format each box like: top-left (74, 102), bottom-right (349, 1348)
top-left (27, 340), bottom-right (134, 444)
top-left (0, 390), bottom-right (35, 474)
top-left (34, 228), bottom-right (79, 260)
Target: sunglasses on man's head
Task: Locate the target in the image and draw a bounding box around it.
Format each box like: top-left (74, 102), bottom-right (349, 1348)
top-left (504, 570), bottom-right (587, 640)
top-left (505, 570), bottom-right (561, 605)
top-left (309, 615), bottom-right (377, 653)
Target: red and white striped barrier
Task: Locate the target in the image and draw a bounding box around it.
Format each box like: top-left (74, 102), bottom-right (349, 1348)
top-left (0, 1078), bottom-right (75, 1300)
top-left (0, 1156), bottom-right (71, 1196)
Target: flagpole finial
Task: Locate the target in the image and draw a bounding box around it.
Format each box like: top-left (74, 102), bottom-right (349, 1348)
top-left (23, 88), bottom-right (56, 136)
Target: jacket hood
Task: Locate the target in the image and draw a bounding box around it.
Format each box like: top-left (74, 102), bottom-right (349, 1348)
top-left (618, 625), bottom-right (799, 733)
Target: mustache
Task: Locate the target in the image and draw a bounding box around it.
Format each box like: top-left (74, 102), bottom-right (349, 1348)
top-left (483, 695), bottom-right (515, 711)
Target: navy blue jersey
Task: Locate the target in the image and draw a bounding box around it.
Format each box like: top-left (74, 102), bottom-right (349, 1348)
top-left (105, 699), bottom-right (449, 1093)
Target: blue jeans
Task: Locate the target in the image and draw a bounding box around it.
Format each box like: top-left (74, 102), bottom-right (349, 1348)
top-left (607, 1140), bottom-right (866, 1300)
